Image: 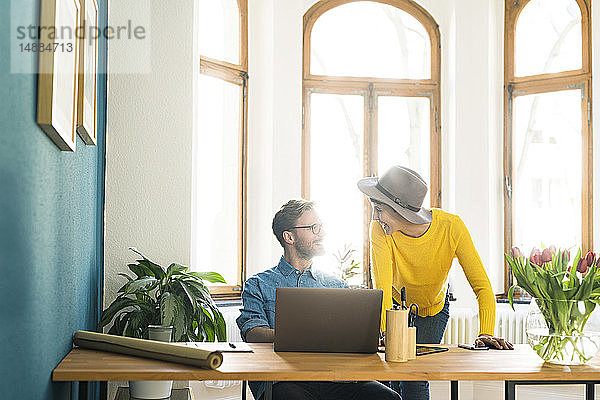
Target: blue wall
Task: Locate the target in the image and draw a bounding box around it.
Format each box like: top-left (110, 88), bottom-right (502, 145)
top-left (0, 0), bottom-right (107, 398)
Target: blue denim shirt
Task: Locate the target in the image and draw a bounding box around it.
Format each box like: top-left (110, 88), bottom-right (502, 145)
top-left (236, 256), bottom-right (347, 400)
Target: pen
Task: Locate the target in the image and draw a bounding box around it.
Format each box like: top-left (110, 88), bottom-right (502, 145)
top-left (228, 342), bottom-right (236, 349)
top-left (401, 287), bottom-right (407, 310)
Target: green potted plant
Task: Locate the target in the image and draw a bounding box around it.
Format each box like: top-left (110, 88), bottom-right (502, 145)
top-left (98, 247), bottom-right (227, 398)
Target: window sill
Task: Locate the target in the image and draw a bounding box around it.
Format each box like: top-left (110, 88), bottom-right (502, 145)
top-left (496, 297), bottom-right (531, 304)
top-left (215, 298), bottom-right (242, 307)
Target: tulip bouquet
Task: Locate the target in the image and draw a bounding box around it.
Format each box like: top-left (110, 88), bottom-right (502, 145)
top-left (506, 247), bottom-right (600, 364)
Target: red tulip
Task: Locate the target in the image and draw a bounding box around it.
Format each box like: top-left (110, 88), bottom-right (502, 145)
top-left (541, 248), bottom-right (552, 263)
top-left (585, 251), bottom-right (596, 268)
top-left (577, 258), bottom-right (588, 274)
top-left (564, 264), bottom-right (573, 280)
top-left (511, 247), bottom-right (522, 258)
top-left (530, 248), bottom-right (542, 266)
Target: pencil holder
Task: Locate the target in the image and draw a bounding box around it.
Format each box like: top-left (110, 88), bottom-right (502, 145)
top-left (385, 309), bottom-right (409, 362)
top-left (407, 326), bottom-right (417, 360)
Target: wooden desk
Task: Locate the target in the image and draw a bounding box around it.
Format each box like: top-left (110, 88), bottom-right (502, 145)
top-left (53, 344), bottom-right (600, 400)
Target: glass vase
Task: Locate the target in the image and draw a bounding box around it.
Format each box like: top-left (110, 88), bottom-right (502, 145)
top-left (526, 298), bottom-right (600, 365)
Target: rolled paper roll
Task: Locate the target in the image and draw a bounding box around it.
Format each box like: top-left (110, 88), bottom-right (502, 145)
top-left (73, 330), bottom-right (223, 369)
top-left (385, 309), bottom-right (409, 362)
top-left (407, 326), bottom-right (417, 360)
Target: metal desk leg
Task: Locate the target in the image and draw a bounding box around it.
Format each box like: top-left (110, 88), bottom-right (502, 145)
top-left (450, 381), bottom-right (458, 400)
top-left (504, 381), bottom-right (515, 400)
top-left (586, 382), bottom-right (595, 400)
top-left (264, 381), bottom-right (273, 400)
top-left (242, 381), bottom-right (247, 400)
top-left (100, 381), bottom-right (107, 400)
top-left (78, 381), bottom-right (89, 400)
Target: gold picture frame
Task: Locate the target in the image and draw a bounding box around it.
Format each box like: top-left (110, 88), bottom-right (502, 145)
top-left (76, 0), bottom-right (98, 145)
top-left (37, 0), bottom-right (81, 151)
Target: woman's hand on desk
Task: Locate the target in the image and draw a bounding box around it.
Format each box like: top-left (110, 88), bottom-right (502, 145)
top-left (474, 334), bottom-right (514, 350)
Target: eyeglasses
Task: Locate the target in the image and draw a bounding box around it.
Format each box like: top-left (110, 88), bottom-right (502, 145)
top-left (290, 223), bottom-right (323, 235)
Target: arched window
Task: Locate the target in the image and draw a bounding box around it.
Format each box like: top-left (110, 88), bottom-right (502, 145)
top-left (302, 0), bottom-right (441, 286)
top-left (195, 0), bottom-right (248, 297)
top-left (503, 0), bottom-right (592, 294)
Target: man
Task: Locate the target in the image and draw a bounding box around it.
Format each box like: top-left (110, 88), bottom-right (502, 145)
top-left (236, 199), bottom-right (400, 400)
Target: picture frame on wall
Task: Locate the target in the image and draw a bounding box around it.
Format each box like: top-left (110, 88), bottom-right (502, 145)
top-left (76, 0), bottom-right (99, 145)
top-left (37, 0), bottom-right (81, 151)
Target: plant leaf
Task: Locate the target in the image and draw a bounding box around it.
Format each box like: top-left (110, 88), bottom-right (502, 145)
top-left (129, 247), bottom-right (166, 280)
top-left (98, 297), bottom-right (139, 330)
top-left (128, 263), bottom-right (151, 279)
top-left (160, 292), bottom-right (178, 327)
top-left (188, 271), bottom-right (227, 284)
top-left (508, 284), bottom-right (516, 311)
top-left (123, 276), bottom-right (157, 295)
top-left (167, 263), bottom-right (188, 279)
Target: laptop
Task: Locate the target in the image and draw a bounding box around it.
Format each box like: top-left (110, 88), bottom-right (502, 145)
top-left (274, 287), bottom-right (383, 353)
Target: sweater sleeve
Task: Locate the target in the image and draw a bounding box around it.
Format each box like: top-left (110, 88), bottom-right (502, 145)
top-left (369, 221), bottom-right (393, 333)
top-left (454, 216), bottom-right (496, 336)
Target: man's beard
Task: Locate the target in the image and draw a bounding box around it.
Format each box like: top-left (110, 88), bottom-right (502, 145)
top-left (294, 239), bottom-right (324, 260)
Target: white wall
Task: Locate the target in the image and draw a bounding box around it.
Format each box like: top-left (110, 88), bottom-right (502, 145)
top-left (104, 0), bottom-right (600, 313)
top-left (104, 0), bottom-right (195, 306)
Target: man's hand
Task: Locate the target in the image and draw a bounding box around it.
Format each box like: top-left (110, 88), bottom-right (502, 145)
top-left (474, 334), bottom-right (514, 350)
top-left (245, 326), bottom-right (275, 343)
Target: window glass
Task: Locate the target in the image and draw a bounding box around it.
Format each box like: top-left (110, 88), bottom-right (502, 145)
top-left (512, 90), bottom-right (581, 254)
top-left (311, 1), bottom-right (430, 79)
top-left (309, 93), bottom-right (364, 286)
top-left (198, 0), bottom-right (240, 64)
top-left (194, 74), bottom-right (241, 285)
top-left (377, 95), bottom-right (431, 206)
top-left (515, 0), bottom-right (582, 77)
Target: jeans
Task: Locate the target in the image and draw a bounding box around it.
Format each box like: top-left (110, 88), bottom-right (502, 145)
top-left (389, 295), bottom-right (450, 400)
top-left (268, 381), bottom-right (401, 400)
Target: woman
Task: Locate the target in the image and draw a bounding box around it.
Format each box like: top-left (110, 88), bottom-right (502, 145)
top-left (357, 165), bottom-right (512, 400)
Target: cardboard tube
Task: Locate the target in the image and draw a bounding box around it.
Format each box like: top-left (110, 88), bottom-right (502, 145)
top-left (385, 309), bottom-right (409, 362)
top-left (73, 331), bottom-right (223, 369)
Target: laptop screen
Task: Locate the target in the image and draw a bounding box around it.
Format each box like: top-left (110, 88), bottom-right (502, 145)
top-left (274, 287), bottom-right (383, 353)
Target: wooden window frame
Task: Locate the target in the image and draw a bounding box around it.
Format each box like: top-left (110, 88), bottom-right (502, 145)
top-left (502, 0), bottom-right (592, 296)
top-left (198, 0), bottom-right (248, 299)
top-left (302, 0), bottom-right (442, 288)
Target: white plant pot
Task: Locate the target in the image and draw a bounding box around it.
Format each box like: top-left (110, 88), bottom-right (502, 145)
top-left (129, 325), bottom-right (174, 399)
top-left (129, 380), bottom-right (173, 399)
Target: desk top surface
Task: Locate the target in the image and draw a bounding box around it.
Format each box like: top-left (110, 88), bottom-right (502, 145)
top-left (53, 344), bottom-right (600, 382)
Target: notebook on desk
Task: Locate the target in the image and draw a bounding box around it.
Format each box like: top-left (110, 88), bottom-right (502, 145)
top-left (274, 287), bottom-right (383, 353)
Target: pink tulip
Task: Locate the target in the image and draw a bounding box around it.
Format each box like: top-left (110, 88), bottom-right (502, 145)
top-left (549, 245), bottom-right (557, 255)
top-left (541, 248), bottom-right (552, 263)
top-left (562, 250), bottom-right (570, 265)
top-left (530, 248), bottom-right (542, 267)
top-left (577, 258), bottom-right (588, 274)
top-left (511, 247), bottom-right (522, 258)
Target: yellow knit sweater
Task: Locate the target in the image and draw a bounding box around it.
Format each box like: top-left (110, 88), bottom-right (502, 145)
top-left (370, 209), bottom-right (496, 335)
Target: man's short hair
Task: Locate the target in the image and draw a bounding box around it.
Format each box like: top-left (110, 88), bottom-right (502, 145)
top-left (272, 199), bottom-right (315, 247)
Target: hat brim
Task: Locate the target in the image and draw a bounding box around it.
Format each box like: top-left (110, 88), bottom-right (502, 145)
top-left (357, 177), bottom-right (432, 224)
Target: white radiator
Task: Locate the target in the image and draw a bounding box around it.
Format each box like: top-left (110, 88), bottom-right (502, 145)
top-left (442, 308), bottom-right (476, 344)
top-left (495, 304), bottom-right (528, 344)
top-left (441, 304), bottom-right (529, 345)
top-left (203, 305), bottom-right (243, 390)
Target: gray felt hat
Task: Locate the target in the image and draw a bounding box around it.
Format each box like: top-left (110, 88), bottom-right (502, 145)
top-left (357, 165), bottom-right (432, 224)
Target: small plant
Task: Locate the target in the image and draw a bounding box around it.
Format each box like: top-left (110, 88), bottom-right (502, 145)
top-left (98, 247), bottom-right (227, 342)
top-left (333, 243), bottom-right (361, 282)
